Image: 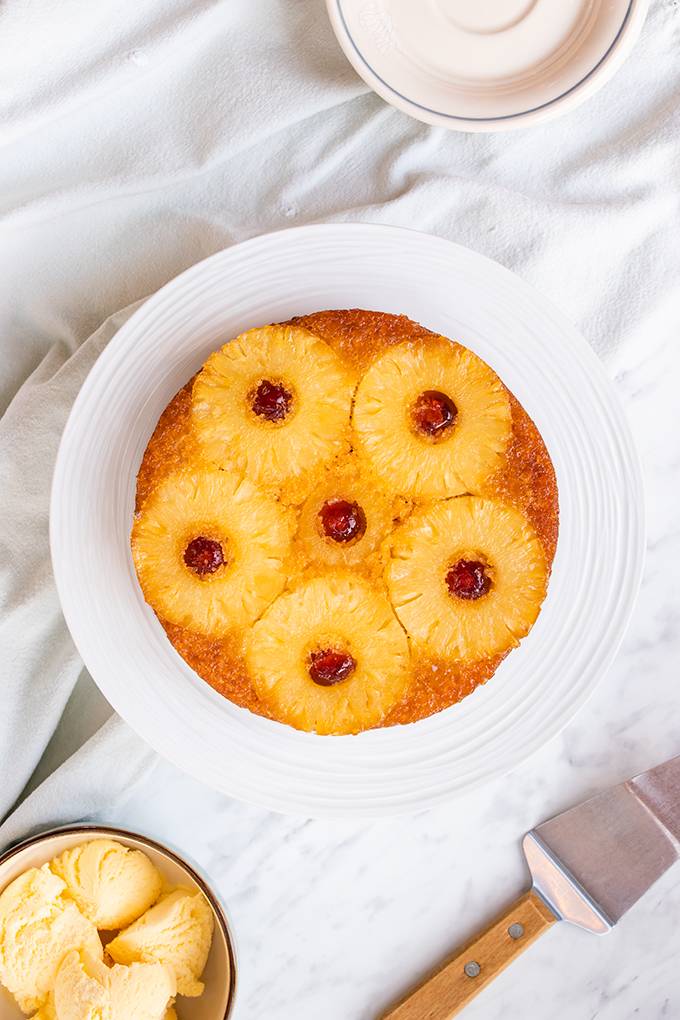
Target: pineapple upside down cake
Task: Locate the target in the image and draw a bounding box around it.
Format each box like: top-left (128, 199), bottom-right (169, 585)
top-left (132, 310), bottom-right (558, 735)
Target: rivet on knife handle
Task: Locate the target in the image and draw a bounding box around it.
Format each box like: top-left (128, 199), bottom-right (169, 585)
top-left (380, 890), bottom-right (556, 1020)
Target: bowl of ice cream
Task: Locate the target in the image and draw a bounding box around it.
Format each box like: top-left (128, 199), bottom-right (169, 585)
top-left (0, 825), bottom-right (236, 1020)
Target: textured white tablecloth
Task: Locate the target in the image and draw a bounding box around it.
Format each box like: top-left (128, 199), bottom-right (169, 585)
top-left (1, 2), bottom-right (679, 1017)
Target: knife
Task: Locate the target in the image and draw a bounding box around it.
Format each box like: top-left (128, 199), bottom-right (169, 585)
top-left (382, 754), bottom-right (680, 1020)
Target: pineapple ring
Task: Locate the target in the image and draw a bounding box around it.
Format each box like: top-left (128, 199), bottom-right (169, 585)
top-left (191, 325), bottom-right (356, 504)
top-left (352, 339), bottom-right (512, 499)
top-left (132, 468), bottom-right (292, 637)
top-left (387, 496), bottom-right (548, 662)
top-left (246, 575), bottom-right (410, 735)
top-left (294, 457), bottom-right (399, 576)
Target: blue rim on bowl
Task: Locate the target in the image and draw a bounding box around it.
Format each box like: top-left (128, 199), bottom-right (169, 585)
top-left (326, 0), bottom-right (649, 131)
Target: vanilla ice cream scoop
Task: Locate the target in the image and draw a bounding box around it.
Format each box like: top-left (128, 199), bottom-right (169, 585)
top-left (107, 958), bottom-right (176, 1020)
top-left (50, 839), bottom-right (163, 930)
top-left (30, 982), bottom-right (180, 1020)
top-left (50, 951), bottom-right (107, 1020)
top-left (0, 865), bottom-right (103, 1014)
top-left (108, 887), bottom-right (214, 997)
top-left (48, 950), bottom-right (175, 1020)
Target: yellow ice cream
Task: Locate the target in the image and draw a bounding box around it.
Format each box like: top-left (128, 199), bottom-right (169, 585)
top-left (0, 865), bottom-right (102, 1014)
top-left (30, 1008), bottom-right (56, 1020)
top-left (51, 839), bottom-right (163, 930)
top-left (49, 950), bottom-right (175, 1020)
top-left (107, 958), bottom-right (175, 1020)
top-left (31, 987), bottom-right (178, 1020)
top-left (108, 888), bottom-right (214, 997)
top-left (50, 951), bottom-right (107, 1020)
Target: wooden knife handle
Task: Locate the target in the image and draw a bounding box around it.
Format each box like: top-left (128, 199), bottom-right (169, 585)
top-left (382, 890), bottom-right (556, 1020)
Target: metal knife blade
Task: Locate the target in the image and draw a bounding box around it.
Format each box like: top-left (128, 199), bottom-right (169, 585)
top-left (523, 754), bottom-right (680, 934)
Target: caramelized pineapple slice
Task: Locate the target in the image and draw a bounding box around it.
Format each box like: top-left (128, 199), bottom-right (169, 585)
top-left (353, 338), bottom-right (511, 500)
top-left (132, 467), bottom-right (292, 637)
top-left (293, 455), bottom-right (401, 579)
top-left (191, 325), bottom-right (355, 504)
top-left (246, 574), bottom-right (410, 734)
top-left (387, 496), bottom-right (548, 662)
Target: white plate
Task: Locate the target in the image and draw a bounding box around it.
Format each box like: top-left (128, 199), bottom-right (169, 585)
top-left (51, 224), bottom-right (644, 818)
top-left (327, 0), bottom-right (649, 131)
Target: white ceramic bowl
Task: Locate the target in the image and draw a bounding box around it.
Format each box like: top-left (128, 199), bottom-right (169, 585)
top-left (0, 825), bottom-right (236, 1020)
top-left (50, 223), bottom-right (644, 817)
top-left (327, 0), bottom-right (649, 131)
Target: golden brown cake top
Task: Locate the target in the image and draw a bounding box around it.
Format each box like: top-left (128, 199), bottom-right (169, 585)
top-left (132, 310), bottom-right (559, 733)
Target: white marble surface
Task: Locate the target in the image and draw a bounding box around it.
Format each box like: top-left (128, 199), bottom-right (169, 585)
top-left (2, 1), bottom-right (680, 1017)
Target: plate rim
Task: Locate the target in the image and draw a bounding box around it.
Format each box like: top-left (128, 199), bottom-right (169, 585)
top-left (326, 0), bottom-right (650, 132)
top-left (50, 222), bottom-right (646, 817)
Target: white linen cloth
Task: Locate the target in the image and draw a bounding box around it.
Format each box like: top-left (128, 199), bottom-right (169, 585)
top-left (1, 2), bottom-right (680, 1017)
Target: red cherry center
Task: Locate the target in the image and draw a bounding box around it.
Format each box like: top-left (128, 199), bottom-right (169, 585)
top-left (446, 559), bottom-right (491, 601)
top-left (251, 379), bottom-right (292, 422)
top-left (412, 390), bottom-right (458, 438)
top-left (184, 537), bottom-right (225, 576)
top-left (319, 499), bottom-right (367, 544)
top-left (308, 648), bottom-right (357, 686)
